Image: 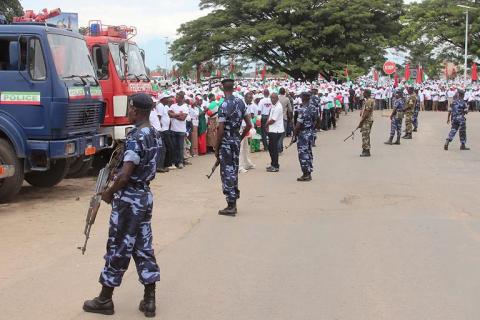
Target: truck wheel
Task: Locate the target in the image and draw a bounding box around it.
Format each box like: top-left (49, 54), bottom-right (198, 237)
top-left (0, 138), bottom-right (24, 202)
top-left (67, 156), bottom-right (93, 179)
top-left (25, 159), bottom-right (70, 188)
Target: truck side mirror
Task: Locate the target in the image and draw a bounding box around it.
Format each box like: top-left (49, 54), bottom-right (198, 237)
top-left (9, 41), bottom-right (19, 70)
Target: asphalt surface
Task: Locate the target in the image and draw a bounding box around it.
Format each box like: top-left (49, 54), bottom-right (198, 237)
top-left (1, 111), bottom-right (480, 320)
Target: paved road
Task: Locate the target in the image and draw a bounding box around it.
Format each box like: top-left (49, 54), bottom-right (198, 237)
top-left (1, 111), bottom-right (480, 319)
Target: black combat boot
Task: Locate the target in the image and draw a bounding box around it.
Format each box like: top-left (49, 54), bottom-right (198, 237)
top-left (297, 174), bottom-right (312, 182)
top-left (384, 137), bottom-right (393, 145)
top-left (393, 136), bottom-right (401, 145)
top-left (83, 285), bottom-right (115, 315)
top-left (139, 283), bottom-right (156, 318)
top-left (218, 201), bottom-right (237, 216)
top-left (460, 144), bottom-right (470, 151)
top-left (402, 133), bottom-right (412, 139)
top-left (413, 128), bottom-right (417, 132)
top-left (444, 140), bottom-right (449, 150)
top-left (360, 149), bottom-right (371, 157)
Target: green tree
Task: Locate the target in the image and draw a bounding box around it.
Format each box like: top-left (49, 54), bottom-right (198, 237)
top-left (170, 0), bottom-right (404, 81)
top-left (401, 0), bottom-right (480, 67)
top-left (0, 0), bottom-right (23, 22)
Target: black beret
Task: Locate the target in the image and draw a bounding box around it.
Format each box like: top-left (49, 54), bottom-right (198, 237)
top-left (129, 93), bottom-right (154, 110)
top-left (221, 78), bottom-right (235, 85)
top-left (300, 92), bottom-right (311, 98)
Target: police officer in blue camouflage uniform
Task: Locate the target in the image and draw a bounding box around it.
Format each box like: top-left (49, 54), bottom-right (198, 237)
top-left (444, 90), bottom-right (470, 151)
top-left (310, 89), bottom-right (321, 147)
top-left (293, 92), bottom-right (316, 182)
top-left (385, 89), bottom-right (405, 145)
top-left (215, 79), bottom-right (252, 216)
top-left (83, 93), bottom-right (161, 318)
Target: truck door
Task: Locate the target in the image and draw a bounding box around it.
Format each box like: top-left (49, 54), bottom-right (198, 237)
top-left (0, 35), bottom-right (51, 139)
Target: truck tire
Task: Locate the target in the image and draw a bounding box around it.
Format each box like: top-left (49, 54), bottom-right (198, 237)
top-left (67, 156), bottom-right (93, 179)
top-left (0, 138), bottom-right (24, 202)
top-left (25, 159), bottom-right (70, 188)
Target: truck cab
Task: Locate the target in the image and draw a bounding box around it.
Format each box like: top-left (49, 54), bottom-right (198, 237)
top-left (84, 22), bottom-right (154, 166)
top-left (0, 23), bottom-right (110, 201)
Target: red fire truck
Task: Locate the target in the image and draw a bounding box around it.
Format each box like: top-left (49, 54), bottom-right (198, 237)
top-left (84, 21), bottom-right (154, 168)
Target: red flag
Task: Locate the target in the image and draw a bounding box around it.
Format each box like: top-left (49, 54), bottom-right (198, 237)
top-left (284, 73), bottom-right (288, 80)
top-left (393, 72), bottom-right (399, 87)
top-left (216, 69), bottom-right (221, 77)
top-left (472, 63), bottom-right (478, 81)
top-left (416, 65), bottom-right (422, 84)
top-left (255, 66), bottom-right (258, 80)
top-left (404, 63), bottom-right (410, 80)
top-left (445, 64), bottom-right (448, 80)
top-left (373, 69), bottom-right (379, 81)
top-left (344, 67), bottom-right (349, 77)
top-left (261, 65), bottom-right (267, 81)
top-left (229, 60), bottom-right (235, 73)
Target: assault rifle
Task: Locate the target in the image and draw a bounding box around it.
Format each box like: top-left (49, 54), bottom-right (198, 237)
top-left (343, 128), bottom-right (359, 142)
top-left (78, 145), bottom-right (124, 255)
top-left (206, 159), bottom-right (220, 179)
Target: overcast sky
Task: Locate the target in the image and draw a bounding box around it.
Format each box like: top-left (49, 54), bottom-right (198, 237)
top-left (20, 0), bottom-right (419, 69)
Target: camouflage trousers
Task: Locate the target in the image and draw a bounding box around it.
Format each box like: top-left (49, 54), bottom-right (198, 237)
top-left (361, 120), bottom-right (373, 150)
top-left (219, 139), bottom-right (240, 202)
top-left (297, 131), bottom-right (314, 175)
top-left (390, 113), bottom-right (403, 139)
top-left (99, 191), bottom-right (160, 287)
top-left (405, 111), bottom-right (413, 134)
top-left (412, 109), bottom-right (419, 129)
top-left (447, 117), bottom-right (467, 144)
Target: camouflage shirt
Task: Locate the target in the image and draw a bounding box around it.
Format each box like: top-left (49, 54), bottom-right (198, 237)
top-left (405, 94), bottom-right (417, 112)
top-left (451, 99), bottom-right (467, 119)
top-left (297, 102), bottom-right (317, 132)
top-left (122, 126), bottom-right (159, 190)
top-left (363, 98), bottom-right (374, 122)
top-left (393, 97), bottom-right (405, 112)
top-left (218, 95), bottom-right (247, 141)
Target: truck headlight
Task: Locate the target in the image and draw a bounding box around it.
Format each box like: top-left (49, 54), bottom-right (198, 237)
top-left (66, 142), bottom-right (76, 155)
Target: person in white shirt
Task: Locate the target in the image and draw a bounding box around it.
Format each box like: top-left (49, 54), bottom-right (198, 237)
top-left (156, 94), bottom-right (173, 172)
top-left (239, 92), bottom-right (255, 173)
top-left (432, 89), bottom-right (439, 111)
top-left (168, 91), bottom-right (189, 169)
top-left (447, 87), bottom-right (456, 110)
top-left (423, 88), bottom-right (432, 111)
top-left (258, 89), bottom-right (273, 151)
top-left (189, 97), bottom-right (201, 156)
top-left (265, 93), bottom-right (284, 172)
top-left (438, 89), bottom-right (447, 111)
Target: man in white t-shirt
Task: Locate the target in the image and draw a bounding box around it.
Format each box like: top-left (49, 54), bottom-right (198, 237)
top-left (156, 93), bottom-right (173, 172)
top-left (266, 93), bottom-right (284, 172)
top-left (258, 89), bottom-right (272, 151)
top-left (168, 91), bottom-right (189, 169)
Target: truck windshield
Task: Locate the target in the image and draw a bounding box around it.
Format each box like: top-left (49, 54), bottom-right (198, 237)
top-left (47, 34), bottom-right (97, 81)
top-left (109, 42), bottom-right (148, 81)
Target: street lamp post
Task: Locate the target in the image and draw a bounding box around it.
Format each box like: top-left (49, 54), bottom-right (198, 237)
top-left (163, 36), bottom-right (169, 75)
top-left (458, 4), bottom-right (473, 82)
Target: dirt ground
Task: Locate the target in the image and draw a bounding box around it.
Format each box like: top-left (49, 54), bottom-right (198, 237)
top-left (1, 111), bottom-right (480, 320)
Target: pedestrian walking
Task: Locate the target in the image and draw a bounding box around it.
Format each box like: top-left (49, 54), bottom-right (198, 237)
top-left (402, 87), bottom-right (416, 139)
top-left (266, 93), bottom-right (284, 172)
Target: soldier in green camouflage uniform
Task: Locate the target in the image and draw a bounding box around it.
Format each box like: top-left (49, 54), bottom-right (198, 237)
top-left (357, 89), bottom-right (374, 157)
top-left (403, 87), bottom-right (416, 139)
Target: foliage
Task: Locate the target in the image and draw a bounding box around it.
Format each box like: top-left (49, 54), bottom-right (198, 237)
top-left (170, 0), bottom-right (404, 81)
top-left (0, 0), bottom-right (23, 22)
top-left (401, 0), bottom-right (480, 68)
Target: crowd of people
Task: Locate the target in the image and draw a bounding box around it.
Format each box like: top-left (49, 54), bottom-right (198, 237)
top-left (148, 77), bottom-right (477, 174)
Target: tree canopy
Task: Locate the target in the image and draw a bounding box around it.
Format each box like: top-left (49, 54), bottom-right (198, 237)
top-left (0, 0), bottom-right (23, 23)
top-left (170, 0), bottom-right (404, 81)
top-left (401, 0), bottom-right (480, 72)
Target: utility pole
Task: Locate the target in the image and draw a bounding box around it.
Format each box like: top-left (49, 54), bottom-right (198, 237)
top-left (458, 5), bottom-right (473, 82)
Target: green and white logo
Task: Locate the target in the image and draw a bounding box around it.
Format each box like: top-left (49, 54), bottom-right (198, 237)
top-left (0, 92), bottom-right (41, 105)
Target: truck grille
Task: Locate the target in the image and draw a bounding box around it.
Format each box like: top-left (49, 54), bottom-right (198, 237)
top-left (65, 105), bottom-right (101, 132)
